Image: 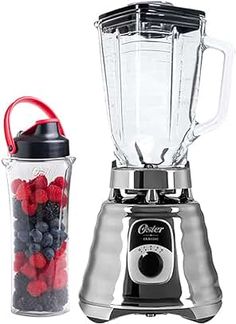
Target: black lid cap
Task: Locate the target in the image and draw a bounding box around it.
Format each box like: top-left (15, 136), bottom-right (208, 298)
top-left (13, 119), bottom-right (70, 159)
top-left (98, 2), bottom-right (205, 31)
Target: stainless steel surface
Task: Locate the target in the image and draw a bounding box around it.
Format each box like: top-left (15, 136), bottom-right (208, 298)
top-left (110, 165), bottom-right (192, 190)
top-left (80, 201), bottom-right (222, 322)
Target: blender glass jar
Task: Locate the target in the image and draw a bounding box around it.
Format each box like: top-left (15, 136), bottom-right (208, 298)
top-left (2, 97), bottom-right (75, 316)
top-left (97, 2), bottom-right (233, 167)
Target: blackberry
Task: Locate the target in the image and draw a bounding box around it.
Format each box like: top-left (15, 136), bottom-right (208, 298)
top-left (13, 199), bottom-right (25, 219)
top-left (43, 202), bottom-right (60, 221)
top-left (14, 273), bottom-right (29, 293)
top-left (54, 288), bottom-right (68, 306)
top-left (14, 293), bottom-right (43, 312)
top-left (40, 291), bottom-right (62, 312)
top-left (49, 218), bottom-right (59, 229)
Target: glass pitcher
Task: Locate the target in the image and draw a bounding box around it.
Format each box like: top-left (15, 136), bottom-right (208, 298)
top-left (2, 97), bottom-right (75, 316)
top-left (97, 1), bottom-right (234, 167)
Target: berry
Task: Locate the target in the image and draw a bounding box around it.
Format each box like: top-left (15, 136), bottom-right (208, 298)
top-left (17, 230), bottom-right (29, 243)
top-left (11, 179), bottom-right (23, 194)
top-left (53, 269), bottom-right (68, 290)
top-left (14, 219), bottom-right (29, 231)
top-left (43, 247), bottom-right (55, 261)
top-left (13, 292), bottom-right (44, 311)
top-left (55, 256), bottom-right (67, 270)
top-left (28, 243), bottom-right (41, 254)
top-left (30, 229), bottom-right (43, 243)
top-left (60, 230), bottom-right (68, 242)
top-left (51, 176), bottom-right (68, 189)
top-left (27, 280), bottom-right (47, 297)
top-left (16, 183), bottom-right (31, 201)
top-left (50, 228), bottom-right (60, 238)
top-left (34, 189), bottom-right (48, 204)
top-left (40, 291), bottom-right (62, 312)
top-left (35, 221), bottom-right (49, 233)
top-left (29, 252), bottom-right (47, 269)
top-left (41, 232), bottom-right (53, 247)
top-left (32, 175), bottom-right (48, 189)
top-left (21, 200), bottom-right (37, 216)
top-left (49, 218), bottom-right (59, 229)
top-left (14, 272), bottom-right (29, 292)
top-left (13, 199), bottom-right (25, 219)
top-left (61, 194), bottom-right (68, 208)
top-left (20, 263), bottom-right (37, 279)
top-left (54, 288), bottom-right (68, 306)
top-left (47, 185), bottom-right (62, 203)
top-left (43, 259), bottom-right (56, 278)
top-left (55, 241), bottom-right (67, 258)
top-left (14, 238), bottom-right (26, 252)
top-left (42, 202), bottom-right (60, 221)
top-left (14, 251), bottom-right (26, 272)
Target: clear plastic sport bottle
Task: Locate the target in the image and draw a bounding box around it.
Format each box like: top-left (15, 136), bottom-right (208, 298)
top-left (2, 97), bottom-right (75, 316)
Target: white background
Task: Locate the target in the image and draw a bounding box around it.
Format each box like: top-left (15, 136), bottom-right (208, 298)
top-left (0, 0), bottom-right (235, 323)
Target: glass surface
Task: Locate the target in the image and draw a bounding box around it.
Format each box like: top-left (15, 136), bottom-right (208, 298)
top-left (2, 157), bottom-right (75, 316)
top-left (98, 16), bottom-right (205, 167)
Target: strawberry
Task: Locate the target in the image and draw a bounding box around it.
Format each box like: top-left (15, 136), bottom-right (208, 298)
top-left (32, 175), bottom-right (48, 189)
top-left (47, 185), bottom-right (62, 203)
top-left (14, 251), bottom-right (26, 272)
top-left (53, 269), bottom-right (68, 290)
top-left (27, 280), bottom-right (47, 297)
top-left (33, 189), bottom-right (48, 204)
top-left (11, 179), bottom-right (23, 194)
top-left (29, 252), bottom-right (47, 269)
top-left (16, 183), bottom-right (31, 200)
top-left (21, 200), bottom-right (37, 216)
top-left (51, 176), bottom-right (68, 189)
top-left (20, 262), bottom-right (37, 279)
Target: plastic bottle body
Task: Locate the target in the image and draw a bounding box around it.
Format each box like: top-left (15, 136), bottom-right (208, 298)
top-left (3, 157), bottom-right (75, 316)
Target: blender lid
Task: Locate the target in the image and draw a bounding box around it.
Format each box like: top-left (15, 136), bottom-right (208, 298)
top-left (98, 1), bottom-right (205, 30)
top-left (13, 119), bottom-right (70, 159)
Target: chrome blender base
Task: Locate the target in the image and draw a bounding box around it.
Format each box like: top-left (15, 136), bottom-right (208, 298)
top-left (80, 299), bottom-right (222, 323)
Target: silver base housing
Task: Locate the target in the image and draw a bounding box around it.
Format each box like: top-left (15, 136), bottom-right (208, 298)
top-left (80, 166), bottom-right (222, 322)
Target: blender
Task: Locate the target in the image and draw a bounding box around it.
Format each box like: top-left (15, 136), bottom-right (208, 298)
top-left (80, 2), bottom-right (234, 322)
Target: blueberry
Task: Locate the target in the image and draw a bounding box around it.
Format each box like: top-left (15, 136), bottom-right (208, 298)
top-left (36, 221), bottom-right (49, 233)
top-left (14, 238), bottom-right (26, 252)
top-left (52, 238), bottom-right (61, 250)
top-left (29, 229), bottom-right (43, 243)
top-left (49, 218), bottom-right (59, 229)
top-left (60, 230), bottom-right (68, 242)
top-left (28, 243), bottom-right (41, 254)
top-left (14, 219), bottom-right (29, 232)
top-left (60, 223), bottom-right (65, 231)
top-left (41, 232), bottom-right (53, 247)
top-left (43, 247), bottom-right (55, 260)
top-left (50, 228), bottom-right (60, 238)
top-left (17, 231), bottom-right (29, 243)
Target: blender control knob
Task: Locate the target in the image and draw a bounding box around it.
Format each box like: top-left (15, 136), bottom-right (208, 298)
top-left (138, 252), bottom-right (163, 277)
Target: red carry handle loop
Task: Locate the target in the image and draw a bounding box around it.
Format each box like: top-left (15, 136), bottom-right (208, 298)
top-left (4, 96), bottom-right (65, 154)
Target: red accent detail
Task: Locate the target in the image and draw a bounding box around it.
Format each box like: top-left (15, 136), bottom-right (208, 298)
top-left (4, 96), bottom-right (65, 155)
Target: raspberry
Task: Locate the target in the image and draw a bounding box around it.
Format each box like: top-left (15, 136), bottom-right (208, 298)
top-left (11, 179), bottom-right (23, 194)
top-left (33, 189), bottom-right (48, 204)
top-left (16, 183), bottom-right (31, 201)
top-left (21, 200), bottom-right (37, 216)
top-left (55, 255), bottom-right (67, 270)
top-left (32, 175), bottom-right (48, 189)
top-left (20, 263), bottom-right (37, 279)
top-left (14, 251), bottom-right (26, 272)
top-left (47, 185), bottom-right (62, 203)
top-left (51, 177), bottom-right (68, 189)
top-left (55, 241), bottom-right (67, 258)
top-left (27, 280), bottom-right (47, 297)
top-left (60, 194), bottom-right (68, 208)
top-left (29, 252), bottom-right (47, 269)
top-left (53, 269), bottom-right (68, 290)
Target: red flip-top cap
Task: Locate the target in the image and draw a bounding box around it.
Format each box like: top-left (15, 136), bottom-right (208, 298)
top-left (4, 96), bottom-right (69, 158)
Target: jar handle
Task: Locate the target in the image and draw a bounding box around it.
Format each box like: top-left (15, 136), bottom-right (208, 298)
top-left (194, 37), bottom-right (234, 137)
top-left (4, 96), bottom-right (65, 154)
